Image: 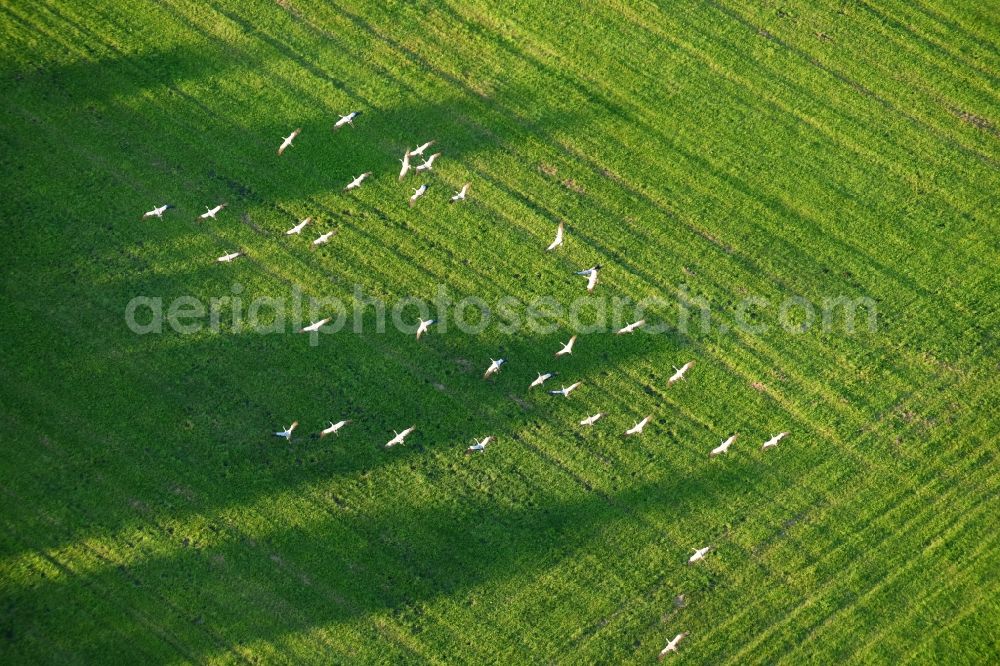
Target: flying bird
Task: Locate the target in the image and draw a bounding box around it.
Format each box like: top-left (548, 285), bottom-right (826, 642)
top-left (530, 372), bottom-right (556, 388)
top-left (277, 128), bottom-right (301, 155)
top-left (668, 361), bottom-right (695, 385)
top-left (199, 203), bottom-right (227, 221)
top-left (414, 152), bottom-right (441, 171)
top-left (688, 546), bottom-right (712, 564)
top-left (274, 422), bottom-right (298, 441)
top-left (549, 382), bottom-right (582, 397)
top-left (415, 318), bottom-right (436, 340)
top-left (658, 632), bottom-right (689, 660)
top-left (617, 319), bottom-right (645, 334)
top-left (398, 150), bottom-right (411, 181)
top-left (320, 420), bottom-right (351, 438)
top-left (344, 172), bottom-right (372, 190)
top-left (333, 111), bottom-right (360, 130)
top-left (762, 431), bottom-right (789, 450)
top-left (408, 184), bottom-right (428, 207)
top-left (408, 141), bottom-right (436, 157)
top-left (465, 436), bottom-right (493, 454)
top-left (285, 217), bottom-right (312, 235)
top-left (555, 335), bottom-right (577, 357)
top-left (312, 231), bottom-right (335, 246)
top-left (580, 413), bottom-right (605, 426)
top-left (483, 358), bottom-right (506, 379)
top-left (142, 204), bottom-right (173, 219)
top-left (216, 251), bottom-right (242, 263)
top-left (624, 416), bottom-right (652, 436)
top-left (576, 265), bottom-right (601, 292)
top-left (449, 183), bottom-right (470, 203)
top-left (710, 434), bottom-right (738, 456)
top-left (300, 318), bottom-right (331, 333)
top-left (546, 221), bottom-right (564, 251)
top-left (385, 425), bottom-right (415, 448)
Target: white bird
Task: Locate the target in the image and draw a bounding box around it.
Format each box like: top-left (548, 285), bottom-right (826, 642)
top-left (688, 546), bottom-right (712, 564)
top-left (274, 421), bottom-right (298, 441)
top-left (312, 231), bottom-right (335, 246)
top-left (415, 318), bottom-right (436, 340)
top-left (575, 265), bottom-right (601, 292)
top-left (530, 372), bottom-right (556, 389)
top-left (408, 184), bottom-right (428, 207)
top-left (668, 361), bottom-right (695, 385)
top-left (617, 319), bottom-right (645, 334)
top-left (580, 413), bottom-right (605, 426)
top-left (278, 128), bottom-right (301, 155)
top-left (555, 335), bottom-right (577, 357)
top-left (465, 436), bottom-right (493, 454)
top-left (483, 358), bottom-right (505, 379)
top-left (385, 425), bottom-right (415, 448)
top-left (624, 416), bottom-right (652, 436)
top-left (549, 381), bottom-right (582, 397)
top-left (344, 172), bottom-right (372, 190)
top-left (199, 203), bottom-right (227, 221)
top-left (449, 183), bottom-right (470, 203)
top-left (762, 431), bottom-right (790, 450)
top-left (142, 204), bottom-right (174, 219)
top-left (398, 150), bottom-right (411, 181)
top-left (333, 111), bottom-right (359, 130)
top-left (320, 420), bottom-right (351, 438)
top-left (300, 318), bottom-right (331, 333)
top-left (285, 217), bottom-right (312, 235)
top-left (415, 152), bottom-right (441, 171)
top-left (546, 221), bottom-right (564, 251)
top-left (408, 140), bottom-right (436, 157)
top-left (710, 434), bottom-right (738, 456)
top-left (216, 251), bottom-right (242, 263)
top-left (658, 632), bottom-right (689, 660)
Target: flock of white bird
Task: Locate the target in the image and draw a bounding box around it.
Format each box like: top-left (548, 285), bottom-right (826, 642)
top-left (143, 111), bottom-right (791, 659)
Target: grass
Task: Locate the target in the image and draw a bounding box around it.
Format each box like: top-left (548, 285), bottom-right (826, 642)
top-left (1, 0), bottom-right (998, 663)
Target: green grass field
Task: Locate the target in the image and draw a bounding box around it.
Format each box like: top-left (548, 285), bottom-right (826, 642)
top-left (1, 0), bottom-right (998, 663)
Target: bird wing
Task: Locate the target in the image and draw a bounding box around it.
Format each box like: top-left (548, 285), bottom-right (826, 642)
top-left (546, 223), bottom-right (563, 250)
top-left (587, 271), bottom-right (598, 291)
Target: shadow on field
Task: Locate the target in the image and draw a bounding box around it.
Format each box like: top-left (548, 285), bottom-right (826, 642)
top-left (2, 12), bottom-right (595, 211)
top-left (9, 464), bottom-right (724, 662)
top-left (1, 320), bottom-right (713, 660)
top-left (2, 10), bottom-right (694, 660)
